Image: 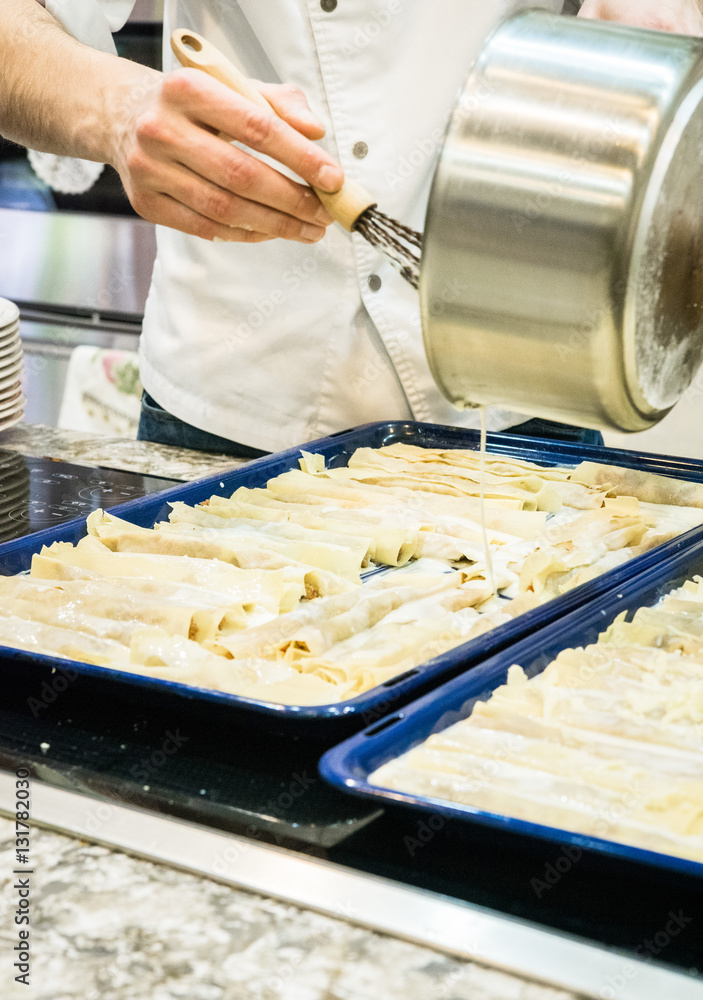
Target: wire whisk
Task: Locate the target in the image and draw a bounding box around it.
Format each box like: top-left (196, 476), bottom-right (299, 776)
top-left (354, 208), bottom-right (422, 289)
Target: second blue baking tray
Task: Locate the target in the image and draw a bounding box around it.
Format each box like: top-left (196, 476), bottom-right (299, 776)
top-left (320, 532), bottom-right (703, 879)
top-left (3, 419), bottom-right (703, 738)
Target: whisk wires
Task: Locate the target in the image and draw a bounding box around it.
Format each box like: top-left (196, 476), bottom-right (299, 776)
top-left (353, 207), bottom-right (423, 289)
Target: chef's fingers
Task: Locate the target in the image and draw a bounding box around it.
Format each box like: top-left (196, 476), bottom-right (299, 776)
top-left (162, 71), bottom-right (344, 193)
top-left (130, 191), bottom-right (275, 243)
top-left (578, 0), bottom-right (650, 21)
top-left (577, 0), bottom-right (612, 18)
top-left (137, 119), bottom-right (334, 225)
top-left (257, 81), bottom-right (326, 140)
top-left (153, 161), bottom-right (327, 242)
top-left (579, 0), bottom-right (703, 33)
top-left (220, 228), bottom-right (274, 243)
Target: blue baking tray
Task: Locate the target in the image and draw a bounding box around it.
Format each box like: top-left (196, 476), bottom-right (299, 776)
top-left (320, 533), bottom-right (703, 879)
top-left (3, 420), bottom-right (703, 738)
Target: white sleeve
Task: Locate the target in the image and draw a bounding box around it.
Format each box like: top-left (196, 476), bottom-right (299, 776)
top-left (45, 0), bottom-right (136, 54)
top-left (30, 1), bottom-right (138, 194)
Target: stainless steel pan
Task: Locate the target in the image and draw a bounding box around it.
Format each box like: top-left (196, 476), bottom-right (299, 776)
top-left (421, 10), bottom-right (703, 432)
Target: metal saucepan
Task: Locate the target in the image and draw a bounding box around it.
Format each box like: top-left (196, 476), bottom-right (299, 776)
top-left (421, 10), bottom-right (703, 432)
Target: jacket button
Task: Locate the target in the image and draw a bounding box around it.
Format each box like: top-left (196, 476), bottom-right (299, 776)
top-left (368, 274), bottom-right (382, 292)
top-left (321, 0), bottom-right (337, 11)
top-left (353, 141), bottom-right (368, 159)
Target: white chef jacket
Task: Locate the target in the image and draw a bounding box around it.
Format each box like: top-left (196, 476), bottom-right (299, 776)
top-left (55, 0), bottom-right (563, 451)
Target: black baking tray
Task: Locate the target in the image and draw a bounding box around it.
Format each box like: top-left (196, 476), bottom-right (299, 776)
top-left (320, 529), bottom-right (703, 882)
top-left (2, 420), bottom-right (703, 739)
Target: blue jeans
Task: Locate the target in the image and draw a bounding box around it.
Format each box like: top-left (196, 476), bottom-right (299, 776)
top-left (137, 393), bottom-right (269, 459)
top-left (137, 392), bottom-right (604, 456)
top-left (507, 416), bottom-right (604, 447)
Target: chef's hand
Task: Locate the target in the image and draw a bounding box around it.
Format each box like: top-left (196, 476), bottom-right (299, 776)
top-left (579, 0), bottom-right (703, 34)
top-left (112, 69), bottom-right (344, 244)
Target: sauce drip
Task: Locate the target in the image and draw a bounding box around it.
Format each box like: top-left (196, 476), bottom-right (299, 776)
top-left (478, 405), bottom-right (496, 596)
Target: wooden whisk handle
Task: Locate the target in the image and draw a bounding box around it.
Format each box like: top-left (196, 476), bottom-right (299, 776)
top-left (170, 29), bottom-right (376, 231)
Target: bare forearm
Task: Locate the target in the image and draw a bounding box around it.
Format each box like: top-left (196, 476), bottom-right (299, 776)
top-left (0, 0), bottom-right (158, 164)
top-left (1, 3), bottom-right (343, 243)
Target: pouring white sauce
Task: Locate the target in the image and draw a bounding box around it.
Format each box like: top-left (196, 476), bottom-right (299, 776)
top-left (478, 405), bottom-right (496, 596)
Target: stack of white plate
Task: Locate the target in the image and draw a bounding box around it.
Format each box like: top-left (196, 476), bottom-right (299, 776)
top-left (0, 298), bottom-right (24, 432)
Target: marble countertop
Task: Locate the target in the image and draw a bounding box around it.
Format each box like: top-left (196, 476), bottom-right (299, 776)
top-left (0, 424), bottom-right (579, 999)
top-left (0, 423), bottom-right (247, 481)
top-left (0, 817), bottom-right (575, 1000)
